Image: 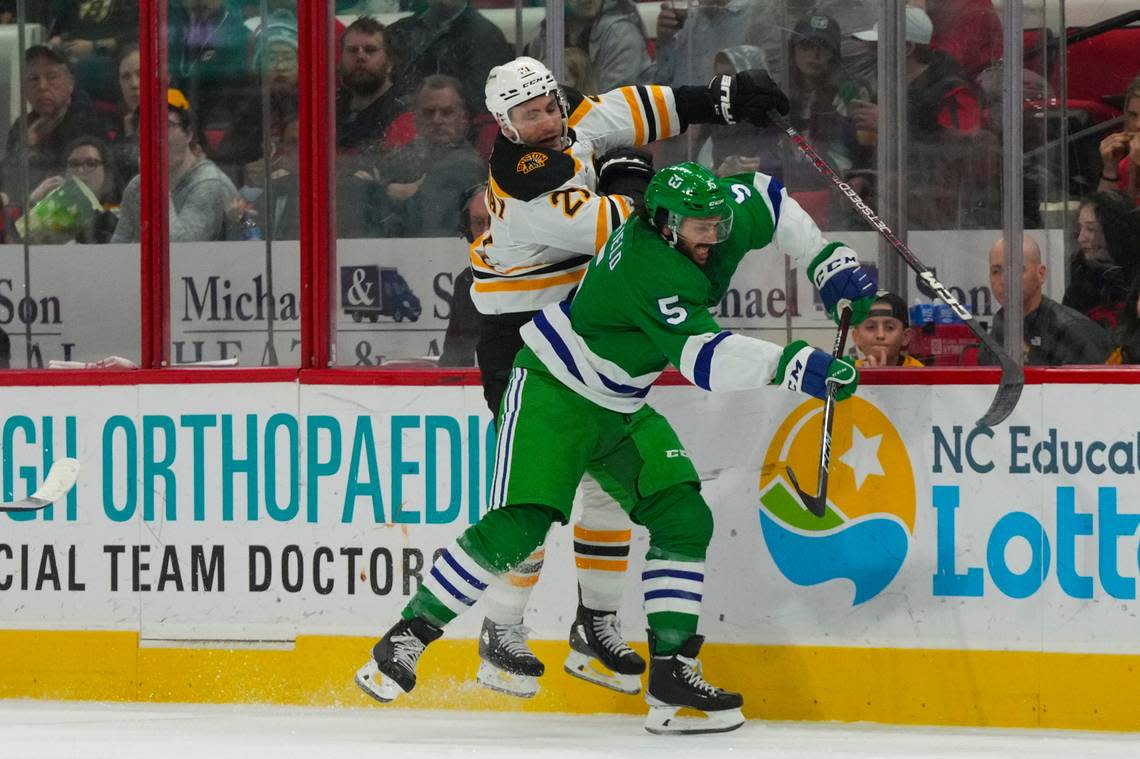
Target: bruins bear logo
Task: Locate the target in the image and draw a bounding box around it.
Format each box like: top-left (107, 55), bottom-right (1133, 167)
top-left (517, 152), bottom-right (549, 174)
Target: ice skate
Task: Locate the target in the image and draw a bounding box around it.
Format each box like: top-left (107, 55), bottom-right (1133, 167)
top-left (476, 617), bottom-right (545, 698)
top-left (643, 633), bottom-right (744, 735)
top-left (354, 616), bottom-right (442, 704)
top-left (563, 604), bottom-right (645, 694)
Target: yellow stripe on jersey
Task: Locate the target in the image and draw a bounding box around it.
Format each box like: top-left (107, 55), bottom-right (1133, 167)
top-left (489, 174), bottom-right (513, 200)
top-left (568, 97), bottom-right (593, 128)
top-left (619, 87), bottom-right (646, 145)
top-left (594, 199), bottom-right (609, 252)
top-left (612, 194), bottom-right (630, 220)
top-left (650, 85), bottom-right (672, 137)
top-left (472, 269), bottom-right (586, 293)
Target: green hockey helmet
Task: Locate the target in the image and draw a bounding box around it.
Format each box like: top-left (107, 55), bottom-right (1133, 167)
top-left (643, 162), bottom-right (733, 245)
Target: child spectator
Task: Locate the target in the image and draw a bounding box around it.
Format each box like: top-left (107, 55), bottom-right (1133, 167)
top-left (852, 291), bottom-right (924, 367)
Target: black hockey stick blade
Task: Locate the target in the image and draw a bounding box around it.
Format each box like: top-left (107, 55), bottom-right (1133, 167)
top-left (768, 111), bottom-right (1024, 428)
top-left (0, 457), bottom-right (80, 512)
top-left (784, 307), bottom-right (851, 518)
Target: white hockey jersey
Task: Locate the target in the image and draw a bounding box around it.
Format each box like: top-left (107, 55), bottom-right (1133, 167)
top-left (470, 85), bottom-right (685, 316)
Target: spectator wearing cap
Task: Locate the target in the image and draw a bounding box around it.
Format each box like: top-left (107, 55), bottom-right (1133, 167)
top-left (367, 75), bottom-right (485, 238)
top-left (852, 291), bottom-right (924, 367)
top-left (214, 9), bottom-right (300, 182)
top-left (385, 0), bottom-right (512, 109)
top-left (846, 5), bottom-right (990, 229)
top-left (1, 45), bottom-right (105, 204)
top-left (113, 89), bottom-right (242, 243)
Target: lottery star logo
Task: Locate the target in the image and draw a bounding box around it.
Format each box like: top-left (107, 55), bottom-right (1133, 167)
top-left (757, 396), bottom-right (916, 605)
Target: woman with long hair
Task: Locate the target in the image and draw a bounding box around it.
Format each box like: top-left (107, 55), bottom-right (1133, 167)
top-left (1063, 190), bottom-right (1140, 328)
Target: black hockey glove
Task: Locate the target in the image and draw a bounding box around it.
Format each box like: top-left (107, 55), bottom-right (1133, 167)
top-left (595, 147), bottom-right (654, 202)
top-left (708, 68), bottom-right (790, 127)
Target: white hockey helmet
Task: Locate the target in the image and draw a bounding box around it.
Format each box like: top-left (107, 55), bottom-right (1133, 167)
top-left (485, 56), bottom-right (568, 146)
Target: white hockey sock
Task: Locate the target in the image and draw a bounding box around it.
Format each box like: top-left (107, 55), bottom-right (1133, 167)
top-left (482, 545), bottom-right (545, 625)
top-left (575, 476), bottom-right (631, 611)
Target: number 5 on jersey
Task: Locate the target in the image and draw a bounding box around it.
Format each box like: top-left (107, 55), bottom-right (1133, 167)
top-left (658, 295), bottom-right (686, 324)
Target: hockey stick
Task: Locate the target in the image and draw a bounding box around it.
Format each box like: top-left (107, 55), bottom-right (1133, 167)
top-left (0, 458), bottom-right (80, 513)
top-left (785, 307), bottom-right (851, 518)
top-left (769, 111), bottom-right (1023, 427)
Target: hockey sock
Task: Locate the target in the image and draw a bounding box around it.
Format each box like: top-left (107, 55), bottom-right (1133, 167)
top-left (629, 483), bottom-right (713, 656)
top-left (641, 557), bottom-right (704, 656)
top-left (574, 477), bottom-right (632, 610)
top-left (403, 504), bottom-right (559, 627)
top-left (483, 544), bottom-right (546, 625)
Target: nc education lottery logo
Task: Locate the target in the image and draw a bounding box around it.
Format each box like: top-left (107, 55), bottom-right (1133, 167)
top-left (757, 397), bottom-right (916, 605)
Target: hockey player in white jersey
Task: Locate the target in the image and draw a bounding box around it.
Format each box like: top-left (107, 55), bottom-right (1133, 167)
top-left (468, 56), bottom-right (790, 698)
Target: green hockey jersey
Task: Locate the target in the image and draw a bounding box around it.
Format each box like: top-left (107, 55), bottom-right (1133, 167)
top-left (517, 172), bottom-right (855, 412)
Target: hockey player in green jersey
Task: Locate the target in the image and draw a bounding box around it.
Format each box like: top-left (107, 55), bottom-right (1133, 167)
top-left (355, 162), bottom-right (877, 734)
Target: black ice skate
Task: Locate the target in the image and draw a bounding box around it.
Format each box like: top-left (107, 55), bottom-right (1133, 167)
top-left (475, 617), bottom-right (545, 698)
top-left (563, 604), bottom-right (646, 694)
top-left (644, 632), bottom-right (744, 735)
top-left (354, 616), bottom-right (443, 704)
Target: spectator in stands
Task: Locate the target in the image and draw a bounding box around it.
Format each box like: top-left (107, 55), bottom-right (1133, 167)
top-left (1107, 277), bottom-right (1140, 365)
top-left (525, 0), bottom-right (650, 92)
top-left (1097, 73), bottom-right (1140, 206)
top-left (564, 47), bottom-right (600, 96)
top-left (336, 16), bottom-right (404, 156)
top-left (48, 0), bottom-right (137, 103)
top-left (852, 291), bottom-right (924, 367)
top-left (21, 135), bottom-right (121, 244)
top-left (439, 182), bottom-right (489, 368)
top-left (215, 10), bottom-right (299, 181)
top-left (113, 89), bottom-right (241, 243)
top-left (1, 45), bottom-right (105, 202)
top-left (168, 0), bottom-right (252, 138)
top-left (983, 234), bottom-right (1111, 366)
top-left (385, 0), bottom-right (512, 109)
top-left (1062, 191), bottom-right (1140, 329)
top-left (369, 75), bottom-right (486, 237)
top-left (110, 43), bottom-right (141, 188)
top-left (647, 0), bottom-right (783, 89)
top-left (924, 0), bottom-right (1003, 81)
top-left (251, 117), bottom-right (301, 240)
top-left (847, 5), bottom-right (990, 229)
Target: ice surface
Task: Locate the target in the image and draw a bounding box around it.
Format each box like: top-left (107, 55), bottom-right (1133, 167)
top-left (1, 701), bottom-right (1138, 759)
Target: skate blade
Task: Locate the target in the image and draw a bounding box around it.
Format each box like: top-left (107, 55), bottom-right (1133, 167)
top-left (476, 660), bottom-right (539, 698)
top-left (354, 660), bottom-right (405, 704)
top-left (563, 650), bottom-right (641, 695)
top-left (644, 704), bottom-right (745, 735)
